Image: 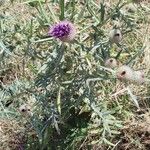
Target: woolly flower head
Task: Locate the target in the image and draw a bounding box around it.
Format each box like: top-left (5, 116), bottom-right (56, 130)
top-left (109, 28), bottom-right (122, 44)
top-left (105, 58), bottom-right (118, 68)
top-left (48, 20), bottom-right (76, 42)
top-left (116, 66), bottom-right (146, 84)
top-left (116, 65), bottom-right (134, 81)
top-left (19, 104), bottom-right (32, 116)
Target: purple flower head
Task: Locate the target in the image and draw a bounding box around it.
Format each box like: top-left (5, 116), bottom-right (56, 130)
top-left (48, 21), bottom-right (76, 42)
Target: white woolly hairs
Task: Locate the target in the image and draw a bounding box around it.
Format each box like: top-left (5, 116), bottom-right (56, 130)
top-left (116, 66), bottom-right (145, 84)
top-left (109, 29), bottom-right (122, 44)
top-left (133, 70), bottom-right (145, 84)
top-left (105, 58), bottom-right (118, 68)
top-left (116, 65), bottom-right (134, 81)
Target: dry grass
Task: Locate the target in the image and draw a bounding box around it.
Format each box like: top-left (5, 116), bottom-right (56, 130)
top-left (0, 119), bottom-right (25, 150)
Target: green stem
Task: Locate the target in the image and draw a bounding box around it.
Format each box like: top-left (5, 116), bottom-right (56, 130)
top-left (59, 0), bottom-right (65, 20)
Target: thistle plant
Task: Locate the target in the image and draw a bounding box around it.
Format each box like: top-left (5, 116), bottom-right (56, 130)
top-left (0, 0), bottom-right (150, 150)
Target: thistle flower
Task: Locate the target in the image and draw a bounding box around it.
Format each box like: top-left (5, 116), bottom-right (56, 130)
top-left (109, 29), bottom-right (122, 44)
top-left (116, 66), bottom-right (146, 84)
top-left (105, 58), bottom-right (118, 68)
top-left (48, 20), bottom-right (76, 42)
top-left (19, 104), bottom-right (31, 116)
top-left (116, 65), bottom-right (134, 81)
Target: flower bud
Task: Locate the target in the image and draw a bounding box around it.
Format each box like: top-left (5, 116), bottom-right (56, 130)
top-left (116, 65), bottom-right (134, 81)
top-left (105, 58), bottom-right (118, 68)
top-left (116, 66), bottom-right (146, 84)
top-left (109, 29), bottom-right (122, 44)
top-left (19, 104), bottom-right (31, 116)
